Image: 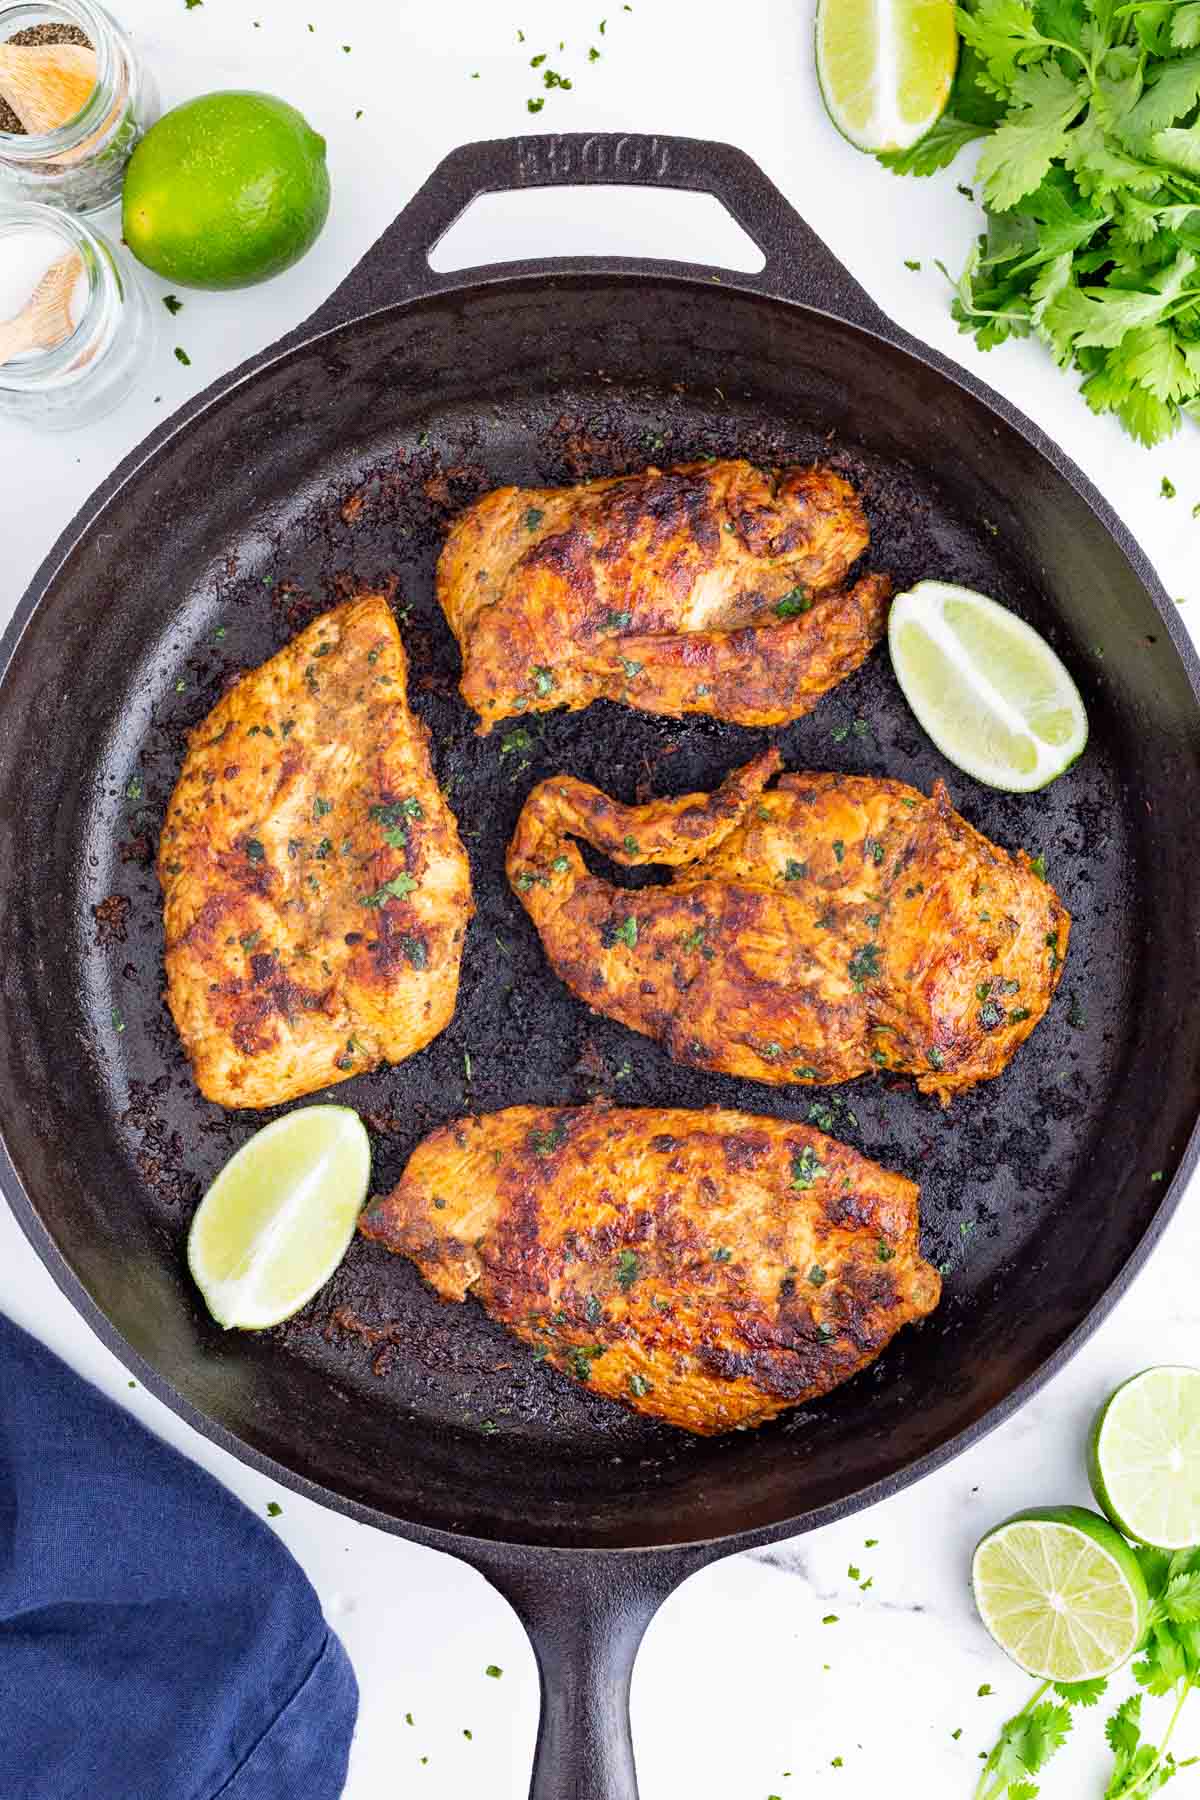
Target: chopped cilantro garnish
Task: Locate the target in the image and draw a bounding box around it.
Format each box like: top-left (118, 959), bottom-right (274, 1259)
top-left (362, 873), bottom-right (418, 906)
top-left (529, 1122), bottom-right (568, 1156)
top-left (618, 657), bottom-right (644, 679)
top-left (808, 1264), bottom-right (827, 1286)
top-left (603, 609), bottom-right (632, 630)
top-left (783, 859), bottom-right (807, 881)
top-left (774, 586), bottom-right (811, 618)
top-left (616, 1249), bottom-right (640, 1290)
top-left (791, 1145), bottom-right (827, 1190)
top-left (711, 1246), bottom-right (733, 1263)
top-left (245, 838), bottom-right (265, 862)
top-left (628, 1371), bottom-right (652, 1397)
top-left (832, 839), bottom-right (845, 863)
top-left (848, 942), bottom-right (881, 991)
top-left (524, 507), bottom-right (545, 529)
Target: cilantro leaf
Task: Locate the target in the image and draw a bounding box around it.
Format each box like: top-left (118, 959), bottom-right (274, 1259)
top-left (1174, 3), bottom-right (1200, 50)
top-left (1053, 1676), bottom-right (1108, 1706)
top-left (977, 62), bottom-right (1090, 211)
top-left (878, 111), bottom-right (989, 174)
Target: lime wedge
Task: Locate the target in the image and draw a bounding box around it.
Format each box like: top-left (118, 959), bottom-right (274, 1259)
top-left (188, 1105), bottom-right (370, 1329)
top-left (888, 580), bottom-right (1088, 791)
top-left (815, 0), bottom-right (958, 154)
top-left (1089, 1366), bottom-right (1200, 1551)
top-left (971, 1505), bottom-right (1149, 1681)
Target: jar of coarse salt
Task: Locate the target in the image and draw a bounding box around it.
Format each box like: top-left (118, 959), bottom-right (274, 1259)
top-left (0, 0), bottom-right (158, 213)
top-left (0, 202), bottom-right (152, 426)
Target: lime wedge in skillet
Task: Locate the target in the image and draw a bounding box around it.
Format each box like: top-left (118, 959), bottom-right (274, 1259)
top-left (1089, 1366), bottom-right (1200, 1551)
top-left (188, 1105), bottom-right (370, 1329)
top-left (971, 1505), bottom-right (1149, 1681)
top-left (815, 0), bottom-right (958, 154)
top-left (888, 581), bottom-right (1088, 791)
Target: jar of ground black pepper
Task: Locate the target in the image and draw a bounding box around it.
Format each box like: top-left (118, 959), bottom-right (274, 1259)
top-left (0, 1), bottom-right (157, 213)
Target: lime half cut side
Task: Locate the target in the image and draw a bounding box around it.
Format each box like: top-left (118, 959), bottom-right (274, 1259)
top-left (815, 0), bottom-right (958, 154)
top-left (971, 1506), bottom-right (1149, 1681)
top-left (888, 580), bottom-right (1088, 792)
top-left (188, 1105), bottom-right (371, 1329)
top-left (1089, 1366), bottom-right (1200, 1551)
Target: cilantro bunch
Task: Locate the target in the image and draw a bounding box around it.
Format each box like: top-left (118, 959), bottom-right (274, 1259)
top-left (976, 1544), bottom-right (1200, 1797)
top-left (882, 0), bottom-right (1200, 444)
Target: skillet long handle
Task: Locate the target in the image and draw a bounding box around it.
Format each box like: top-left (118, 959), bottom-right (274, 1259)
top-left (469, 1547), bottom-right (699, 1800)
top-left (297, 131), bottom-right (897, 341)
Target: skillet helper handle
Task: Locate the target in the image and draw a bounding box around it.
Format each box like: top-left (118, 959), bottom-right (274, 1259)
top-left (302, 131), bottom-right (896, 338)
top-left (471, 1548), bottom-right (694, 1800)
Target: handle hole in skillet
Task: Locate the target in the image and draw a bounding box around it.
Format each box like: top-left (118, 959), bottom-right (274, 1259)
top-left (426, 186), bottom-right (767, 273)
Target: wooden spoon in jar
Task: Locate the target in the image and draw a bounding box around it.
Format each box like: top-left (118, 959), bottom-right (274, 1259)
top-left (0, 42), bottom-right (97, 134)
top-left (0, 251), bottom-right (83, 367)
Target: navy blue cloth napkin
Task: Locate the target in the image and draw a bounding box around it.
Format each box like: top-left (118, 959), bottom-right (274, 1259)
top-left (0, 1312), bottom-right (358, 1800)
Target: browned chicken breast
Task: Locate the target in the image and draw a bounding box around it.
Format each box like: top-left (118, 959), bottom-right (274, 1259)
top-left (438, 459), bottom-right (890, 733)
top-left (508, 751), bottom-right (1069, 1103)
top-left (159, 594), bottom-right (473, 1108)
top-left (360, 1104), bottom-right (940, 1434)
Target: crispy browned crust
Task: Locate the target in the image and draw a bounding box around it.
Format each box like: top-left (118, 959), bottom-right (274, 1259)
top-left (158, 594), bottom-right (473, 1108)
top-left (507, 755), bottom-right (1070, 1103)
top-left (437, 459), bottom-right (889, 732)
top-left (359, 1104), bottom-right (940, 1435)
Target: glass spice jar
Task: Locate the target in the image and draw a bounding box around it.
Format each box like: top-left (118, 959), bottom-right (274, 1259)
top-left (0, 202), bottom-right (153, 427)
top-left (0, 1), bottom-right (158, 214)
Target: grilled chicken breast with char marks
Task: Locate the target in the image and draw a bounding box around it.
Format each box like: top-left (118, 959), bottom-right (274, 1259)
top-left (159, 594), bottom-right (473, 1108)
top-left (438, 458), bottom-right (890, 732)
top-left (508, 750), bottom-right (1069, 1103)
top-left (360, 1104), bottom-right (940, 1435)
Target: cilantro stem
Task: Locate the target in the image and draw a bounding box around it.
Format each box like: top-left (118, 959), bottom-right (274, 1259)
top-left (1120, 1676), bottom-right (1195, 1799)
top-left (974, 1681), bottom-right (1050, 1800)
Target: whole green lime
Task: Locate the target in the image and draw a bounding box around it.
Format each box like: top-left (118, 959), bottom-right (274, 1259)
top-left (122, 91), bottom-right (330, 290)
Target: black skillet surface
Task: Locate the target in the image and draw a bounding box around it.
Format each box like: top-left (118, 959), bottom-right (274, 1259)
top-left (3, 136), bottom-right (1200, 1798)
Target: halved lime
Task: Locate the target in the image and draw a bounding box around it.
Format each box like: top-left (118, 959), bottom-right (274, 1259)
top-left (815, 0), bottom-right (958, 155)
top-left (971, 1505), bottom-right (1149, 1680)
top-left (888, 581), bottom-right (1088, 792)
top-left (1089, 1367), bottom-right (1200, 1551)
top-left (188, 1105), bottom-right (370, 1329)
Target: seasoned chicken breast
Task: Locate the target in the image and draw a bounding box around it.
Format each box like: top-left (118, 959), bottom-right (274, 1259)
top-left (359, 1104), bottom-right (940, 1435)
top-left (438, 459), bottom-right (890, 733)
top-left (508, 750), bottom-right (1069, 1103)
top-left (159, 594), bottom-right (473, 1108)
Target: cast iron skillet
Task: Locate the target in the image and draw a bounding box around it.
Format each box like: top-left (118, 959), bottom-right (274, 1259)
top-left (3, 134), bottom-right (1200, 1798)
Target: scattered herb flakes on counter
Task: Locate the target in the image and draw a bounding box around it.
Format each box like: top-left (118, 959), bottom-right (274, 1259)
top-left (174, 347), bottom-right (191, 366)
top-left (904, 257), bottom-right (922, 270)
top-left (266, 1501), bottom-right (282, 1516)
top-left (485, 1665), bottom-right (503, 1678)
top-left (163, 294), bottom-right (183, 315)
top-left (879, 0), bottom-right (1200, 444)
top-left (1163, 476), bottom-right (1178, 499)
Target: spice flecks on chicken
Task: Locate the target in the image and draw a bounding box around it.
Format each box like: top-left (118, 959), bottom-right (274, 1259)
top-left (359, 1103), bottom-right (940, 1435)
top-left (507, 751), bottom-right (1069, 1102)
top-left (438, 459), bottom-right (891, 732)
top-left (158, 593), bottom-right (473, 1108)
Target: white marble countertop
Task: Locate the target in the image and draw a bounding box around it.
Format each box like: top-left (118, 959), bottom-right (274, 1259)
top-left (3, 2), bottom-right (1200, 1795)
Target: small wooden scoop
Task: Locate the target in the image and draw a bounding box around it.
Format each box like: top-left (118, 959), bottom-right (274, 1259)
top-left (0, 42), bottom-right (97, 134)
top-left (0, 251), bottom-right (82, 367)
